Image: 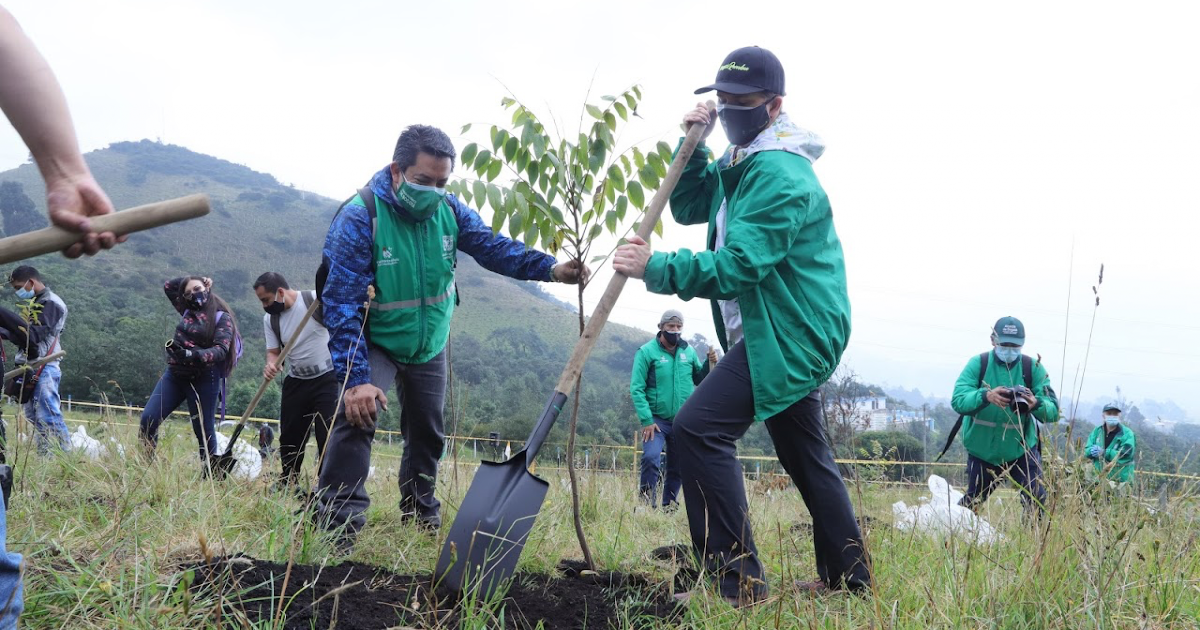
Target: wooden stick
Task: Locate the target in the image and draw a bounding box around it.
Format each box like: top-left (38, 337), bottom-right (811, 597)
top-left (0, 194), bottom-right (211, 264)
top-left (2, 350), bottom-right (66, 380)
top-left (222, 296), bottom-right (321, 448)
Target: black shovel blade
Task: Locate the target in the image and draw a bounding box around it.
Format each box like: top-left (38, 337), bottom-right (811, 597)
top-left (435, 450), bottom-right (549, 598)
top-left (208, 453), bottom-right (237, 480)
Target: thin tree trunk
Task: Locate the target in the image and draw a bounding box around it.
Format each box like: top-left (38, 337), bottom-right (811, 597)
top-left (566, 280), bottom-right (595, 570)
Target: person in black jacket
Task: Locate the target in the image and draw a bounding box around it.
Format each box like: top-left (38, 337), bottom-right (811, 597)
top-left (2, 266), bottom-right (70, 454)
top-left (139, 276), bottom-right (240, 466)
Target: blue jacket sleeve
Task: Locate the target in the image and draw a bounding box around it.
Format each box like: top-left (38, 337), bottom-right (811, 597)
top-left (450, 195), bottom-right (557, 281)
top-left (322, 202), bottom-right (375, 389)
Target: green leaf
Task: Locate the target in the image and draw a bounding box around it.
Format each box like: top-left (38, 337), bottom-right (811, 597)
top-left (486, 159), bottom-right (503, 181)
top-left (605, 210), bottom-right (617, 233)
top-left (633, 147), bottom-right (646, 169)
top-left (601, 95), bottom-right (616, 101)
top-left (490, 207), bottom-right (505, 234)
top-left (620, 154), bottom-right (631, 174)
top-left (462, 143), bottom-right (479, 168)
top-left (614, 101), bottom-right (628, 121)
top-left (514, 191), bottom-right (529, 214)
top-left (474, 149), bottom-right (492, 174)
top-left (472, 181), bottom-right (487, 208)
top-left (606, 164), bottom-right (625, 192)
top-left (486, 184), bottom-right (504, 214)
top-left (626, 181), bottom-right (645, 209)
top-left (588, 224), bottom-right (603, 241)
top-left (654, 218), bottom-right (664, 238)
top-left (632, 85), bottom-right (642, 100)
top-left (548, 205), bottom-right (565, 224)
top-left (505, 137), bottom-right (519, 162)
top-left (639, 165), bottom-right (660, 189)
top-left (614, 196), bottom-right (628, 221)
top-left (509, 212), bottom-right (523, 239)
top-left (490, 126), bottom-right (500, 150)
top-left (585, 104), bottom-right (604, 120)
top-left (657, 141), bottom-right (675, 165)
top-left (461, 123), bottom-right (472, 134)
top-left (511, 106), bottom-right (526, 126)
top-left (604, 111), bottom-right (617, 132)
top-left (648, 151), bottom-right (667, 178)
top-left (625, 93), bottom-right (637, 111)
top-left (500, 97), bottom-right (515, 107)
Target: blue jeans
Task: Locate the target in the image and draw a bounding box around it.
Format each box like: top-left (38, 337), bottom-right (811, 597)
top-left (640, 417), bottom-right (681, 507)
top-left (959, 449), bottom-right (1046, 514)
top-left (0, 480), bottom-right (23, 626)
top-left (139, 366), bottom-right (222, 459)
top-left (22, 363), bottom-right (70, 454)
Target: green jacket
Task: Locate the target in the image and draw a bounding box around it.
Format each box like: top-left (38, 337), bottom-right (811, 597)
top-left (629, 338), bottom-right (710, 426)
top-left (1086, 424), bottom-right (1136, 483)
top-left (951, 350), bottom-right (1060, 466)
top-left (645, 114), bottom-right (850, 421)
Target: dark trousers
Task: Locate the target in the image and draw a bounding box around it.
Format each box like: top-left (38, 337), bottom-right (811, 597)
top-left (959, 450), bottom-right (1046, 513)
top-left (640, 417), bottom-right (681, 506)
top-left (278, 372), bottom-right (338, 485)
top-left (139, 366), bottom-right (221, 459)
top-left (316, 345), bottom-right (446, 536)
top-left (674, 342), bottom-right (871, 600)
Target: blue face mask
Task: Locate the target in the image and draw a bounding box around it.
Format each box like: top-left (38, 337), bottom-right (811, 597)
top-left (994, 346), bottom-right (1022, 364)
top-left (14, 283), bottom-right (34, 300)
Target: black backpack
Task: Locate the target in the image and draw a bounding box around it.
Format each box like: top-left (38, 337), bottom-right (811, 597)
top-left (936, 352), bottom-right (1034, 461)
top-left (314, 187), bottom-right (377, 327)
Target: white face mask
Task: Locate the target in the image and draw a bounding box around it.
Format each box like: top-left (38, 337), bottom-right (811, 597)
top-left (1104, 415), bottom-right (1120, 427)
top-left (994, 346), bottom-right (1022, 364)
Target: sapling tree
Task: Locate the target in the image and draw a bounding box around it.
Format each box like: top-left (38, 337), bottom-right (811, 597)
top-left (449, 85), bottom-right (674, 569)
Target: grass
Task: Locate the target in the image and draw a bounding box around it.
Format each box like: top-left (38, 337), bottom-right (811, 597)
top-left (4, 409), bottom-right (1199, 629)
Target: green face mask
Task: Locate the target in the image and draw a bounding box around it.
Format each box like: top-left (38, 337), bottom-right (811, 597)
top-left (395, 175), bottom-right (446, 220)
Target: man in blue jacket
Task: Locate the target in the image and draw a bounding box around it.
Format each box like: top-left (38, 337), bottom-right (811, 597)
top-left (317, 125), bottom-right (588, 546)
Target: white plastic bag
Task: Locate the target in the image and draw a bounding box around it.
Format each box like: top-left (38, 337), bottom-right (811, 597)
top-left (213, 431), bottom-right (262, 480)
top-left (892, 475), bottom-right (1001, 544)
top-left (70, 425), bottom-right (106, 460)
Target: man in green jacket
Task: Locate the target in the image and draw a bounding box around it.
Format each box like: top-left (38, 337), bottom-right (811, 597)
top-left (1085, 403), bottom-right (1135, 486)
top-left (614, 46), bottom-right (870, 604)
top-left (630, 309), bottom-right (715, 509)
top-left (951, 316), bottom-right (1060, 514)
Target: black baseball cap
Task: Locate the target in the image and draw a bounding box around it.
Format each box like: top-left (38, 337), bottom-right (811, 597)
top-left (694, 46), bottom-right (786, 96)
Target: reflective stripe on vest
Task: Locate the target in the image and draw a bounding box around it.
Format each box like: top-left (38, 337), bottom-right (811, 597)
top-left (370, 285), bottom-right (455, 311)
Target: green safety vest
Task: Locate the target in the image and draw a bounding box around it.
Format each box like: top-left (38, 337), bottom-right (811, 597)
top-left (366, 191), bottom-right (459, 364)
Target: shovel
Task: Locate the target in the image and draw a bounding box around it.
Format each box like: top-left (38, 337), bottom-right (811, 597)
top-left (436, 105), bottom-right (714, 597)
top-left (210, 295), bottom-right (320, 478)
top-left (2, 350), bottom-right (66, 381)
top-left (0, 194), bottom-right (210, 265)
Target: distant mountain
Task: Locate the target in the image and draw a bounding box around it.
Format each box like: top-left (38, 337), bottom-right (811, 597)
top-left (0, 140), bottom-right (656, 445)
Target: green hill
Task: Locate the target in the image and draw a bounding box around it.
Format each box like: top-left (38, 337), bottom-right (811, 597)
top-left (0, 140), bottom-right (684, 448)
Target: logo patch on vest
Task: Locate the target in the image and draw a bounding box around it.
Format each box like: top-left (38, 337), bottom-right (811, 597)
top-left (378, 245), bottom-right (398, 267)
top-left (442, 235), bottom-right (454, 260)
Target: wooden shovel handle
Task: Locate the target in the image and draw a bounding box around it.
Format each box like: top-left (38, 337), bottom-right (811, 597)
top-left (223, 295), bottom-right (321, 447)
top-left (2, 350), bottom-right (66, 380)
top-left (0, 194), bottom-right (211, 264)
top-left (552, 103), bottom-right (714, 395)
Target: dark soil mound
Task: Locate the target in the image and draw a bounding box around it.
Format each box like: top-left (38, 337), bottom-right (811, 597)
top-left (189, 555), bottom-right (680, 629)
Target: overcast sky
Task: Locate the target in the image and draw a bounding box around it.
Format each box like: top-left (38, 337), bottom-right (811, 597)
top-left (3, 1), bottom-right (1198, 419)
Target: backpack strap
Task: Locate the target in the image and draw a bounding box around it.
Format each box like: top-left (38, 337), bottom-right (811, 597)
top-left (1021, 354), bottom-right (1033, 391)
top-left (269, 313), bottom-right (282, 351)
top-left (936, 352), bottom-right (991, 461)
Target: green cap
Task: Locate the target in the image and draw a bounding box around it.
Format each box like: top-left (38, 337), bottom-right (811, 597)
top-left (1103, 403), bottom-right (1122, 414)
top-left (992, 316), bottom-right (1025, 345)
